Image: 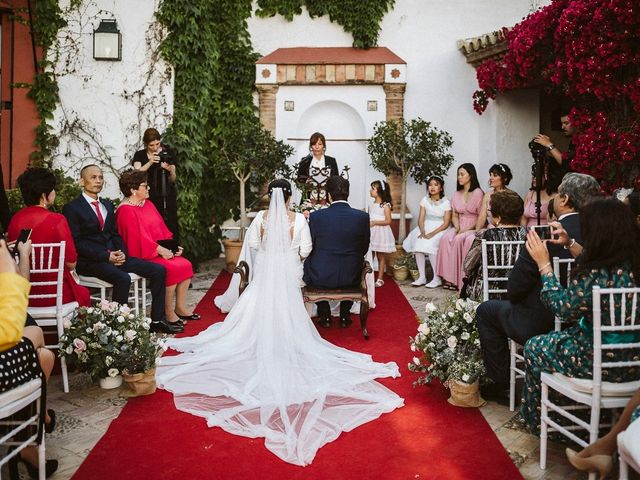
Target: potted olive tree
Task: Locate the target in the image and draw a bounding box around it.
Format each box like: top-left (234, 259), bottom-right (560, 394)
top-left (217, 120), bottom-right (293, 271)
top-left (367, 118), bottom-right (454, 243)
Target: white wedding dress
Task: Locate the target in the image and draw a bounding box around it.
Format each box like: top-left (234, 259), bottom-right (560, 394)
top-left (156, 189), bottom-right (403, 466)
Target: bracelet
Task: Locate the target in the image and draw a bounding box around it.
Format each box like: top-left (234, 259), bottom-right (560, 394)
top-left (547, 143), bottom-right (556, 151)
top-left (538, 262), bottom-right (551, 272)
top-left (563, 238), bottom-right (576, 250)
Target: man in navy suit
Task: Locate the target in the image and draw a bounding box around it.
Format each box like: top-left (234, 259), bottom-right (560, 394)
top-left (476, 173), bottom-right (600, 402)
top-left (63, 165), bottom-right (182, 334)
top-left (303, 176), bottom-right (370, 328)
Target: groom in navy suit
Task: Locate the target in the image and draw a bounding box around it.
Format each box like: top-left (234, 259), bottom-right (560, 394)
top-left (303, 176), bottom-right (370, 328)
top-left (63, 165), bottom-right (182, 334)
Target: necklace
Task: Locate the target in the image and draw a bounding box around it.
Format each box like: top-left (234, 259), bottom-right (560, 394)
top-left (126, 198), bottom-right (145, 207)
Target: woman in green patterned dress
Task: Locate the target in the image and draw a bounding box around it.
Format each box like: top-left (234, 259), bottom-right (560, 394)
top-left (520, 197), bottom-right (640, 434)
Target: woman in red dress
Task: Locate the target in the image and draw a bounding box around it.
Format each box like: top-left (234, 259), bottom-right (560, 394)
top-left (8, 168), bottom-right (91, 307)
top-left (116, 170), bottom-right (198, 324)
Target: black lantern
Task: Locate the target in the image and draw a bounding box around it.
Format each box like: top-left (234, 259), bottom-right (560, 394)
top-left (93, 19), bottom-right (121, 61)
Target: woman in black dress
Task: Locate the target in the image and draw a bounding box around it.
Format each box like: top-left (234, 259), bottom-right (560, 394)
top-left (132, 128), bottom-right (179, 240)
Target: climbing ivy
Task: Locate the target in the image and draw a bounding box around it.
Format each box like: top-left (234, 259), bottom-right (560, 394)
top-left (256, 0), bottom-right (395, 48)
top-left (25, 0), bottom-right (82, 165)
top-left (155, 0), bottom-right (394, 261)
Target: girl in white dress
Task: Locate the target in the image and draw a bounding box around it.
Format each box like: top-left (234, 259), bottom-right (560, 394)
top-left (402, 176), bottom-right (452, 288)
top-left (368, 180), bottom-right (396, 287)
top-left (156, 180), bottom-right (403, 466)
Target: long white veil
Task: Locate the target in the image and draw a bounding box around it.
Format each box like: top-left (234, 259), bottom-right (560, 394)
top-left (156, 188), bottom-right (403, 466)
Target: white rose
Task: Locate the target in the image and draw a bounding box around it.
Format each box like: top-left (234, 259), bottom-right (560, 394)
top-left (425, 302), bottom-right (437, 313)
top-left (474, 339), bottom-right (480, 345)
top-left (461, 332), bottom-right (470, 340)
top-left (117, 315), bottom-right (125, 323)
top-left (463, 312), bottom-right (473, 323)
top-left (417, 323), bottom-right (430, 335)
top-left (86, 327), bottom-right (92, 333)
top-left (105, 356), bottom-right (113, 366)
top-left (413, 356), bottom-right (421, 365)
top-left (455, 298), bottom-right (466, 311)
top-left (410, 344), bottom-right (417, 352)
top-left (66, 345), bottom-right (73, 354)
top-left (462, 374), bottom-right (470, 382)
top-left (116, 335), bottom-right (124, 342)
top-left (128, 314), bottom-right (134, 319)
top-left (87, 307), bottom-right (95, 314)
top-left (119, 305), bottom-right (131, 315)
top-left (447, 336), bottom-right (457, 349)
top-left (107, 368), bottom-right (119, 377)
top-left (448, 311), bottom-right (455, 318)
top-left (124, 330), bottom-right (137, 341)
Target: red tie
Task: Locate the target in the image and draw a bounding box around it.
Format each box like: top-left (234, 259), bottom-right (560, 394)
top-left (91, 201), bottom-right (105, 230)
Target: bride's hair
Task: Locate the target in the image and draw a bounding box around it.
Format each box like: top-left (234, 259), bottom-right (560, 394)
top-left (268, 178), bottom-right (292, 201)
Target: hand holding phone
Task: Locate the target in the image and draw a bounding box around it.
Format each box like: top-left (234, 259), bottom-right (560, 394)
top-left (16, 229), bottom-right (32, 246)
top-left (530, 224), bottom-right (552, 240)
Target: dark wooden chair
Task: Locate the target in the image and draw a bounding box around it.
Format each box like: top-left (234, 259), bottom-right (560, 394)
top-left (302, 261), bottom-right (373, 340)
top-left (235, 260), bottom-right (373, 339)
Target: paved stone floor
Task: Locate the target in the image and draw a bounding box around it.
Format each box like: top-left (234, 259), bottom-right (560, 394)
top-left (13, 259), bottom-right (634, 479)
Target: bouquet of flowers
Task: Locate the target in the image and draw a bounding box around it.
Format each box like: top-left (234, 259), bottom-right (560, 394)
top-left (60, 301), bottom-right (163, 379)
top-left (408, 297), bottom-right (485, 386)
top-left (291, 199), bottom-right (326, 215)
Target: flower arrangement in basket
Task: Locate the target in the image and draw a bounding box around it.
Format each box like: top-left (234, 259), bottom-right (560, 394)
top-left (60, 301), bottom-right (163, 391)
top-left (409, 297), bottom-right (486, 407)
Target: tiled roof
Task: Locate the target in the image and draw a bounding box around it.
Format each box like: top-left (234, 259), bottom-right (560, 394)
top-left (257, 47), bottom-right (406, 65)
top-left (457, 29), bottom-right (509, 67)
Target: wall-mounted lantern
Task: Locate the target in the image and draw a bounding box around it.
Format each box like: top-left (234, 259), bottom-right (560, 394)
top-left (93, 19), bottom-right (121, 61)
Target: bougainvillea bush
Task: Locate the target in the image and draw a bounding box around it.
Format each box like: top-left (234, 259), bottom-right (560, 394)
top-left (473, 0), bottom-right (639, 191)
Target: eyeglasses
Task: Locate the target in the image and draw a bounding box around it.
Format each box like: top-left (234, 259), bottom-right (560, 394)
top-left (139, 183), bottom-right (149, 189)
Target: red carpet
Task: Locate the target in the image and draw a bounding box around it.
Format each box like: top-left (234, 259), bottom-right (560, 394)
top-left (71, 272), bottom-right (522, 480)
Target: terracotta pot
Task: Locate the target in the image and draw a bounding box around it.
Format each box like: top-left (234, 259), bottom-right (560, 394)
top-left (99, 375), bottom-right (123, 389)
top-left (222, 239), bottom-right (243, 273)
top-left (447, 379), bottom-right (486, 408)
top-left (392, 265), bottom-right (409, 281)
top-left (123, 368), bottom-right (157, 397)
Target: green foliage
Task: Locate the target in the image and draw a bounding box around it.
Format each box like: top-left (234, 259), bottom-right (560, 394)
top-left (368, 118), bottom-right (454, 183)
top-left (368, 118), bottom-right (454, 241)
top-left (23, 0), bottom-right (69, 165)
top-left (256, 0), bottom-right (395, 48)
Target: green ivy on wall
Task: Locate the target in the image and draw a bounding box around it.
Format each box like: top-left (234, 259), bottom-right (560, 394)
top-left (256, 0), bottom-right (395, 48)
top-left (156, 0), bottom-right (394, 261)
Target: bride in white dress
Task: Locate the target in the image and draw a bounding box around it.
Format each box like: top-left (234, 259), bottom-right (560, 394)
top-left (156, 180), bottom-right (403, 466)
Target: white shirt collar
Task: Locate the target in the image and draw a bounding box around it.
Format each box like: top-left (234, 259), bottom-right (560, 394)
top-left (310, 155), bottom-right (325, 167)
top-left (330, 200), bottom-right (349, 205)
top-left (558, 211), bottom-right (578, 220)
top-left (82, 192), bottom-right (100, 205)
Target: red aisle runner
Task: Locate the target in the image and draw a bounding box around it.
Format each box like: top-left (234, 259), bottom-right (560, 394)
top-left (72, 272), bottom-right (522, 480)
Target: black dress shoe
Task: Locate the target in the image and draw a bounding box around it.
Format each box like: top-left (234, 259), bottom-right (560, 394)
top-left (317, 316), bottom-right (332, 328)
top-left (150, 321), bottom-right (184, 334)
top-left (480, 382), bottom-right (510, 405)
top-left (339, 316), bottom-right (352, 328)
top-left (175, 312), bottom-right (201, 321)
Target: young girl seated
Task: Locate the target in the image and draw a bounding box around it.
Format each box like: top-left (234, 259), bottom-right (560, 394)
top-left (402, 176), bottom-right (451, 287)
top-left (368, 180), bottom-right (395, 287)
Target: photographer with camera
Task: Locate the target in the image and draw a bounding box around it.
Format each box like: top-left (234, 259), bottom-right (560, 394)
top-left (532, 110), bottom-right (574, 174)
top-left (132, 128), bottom-right (179, 240)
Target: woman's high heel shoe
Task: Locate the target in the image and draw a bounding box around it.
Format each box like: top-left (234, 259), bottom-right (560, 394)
top-left (565, 448), bottom-right (613, 480)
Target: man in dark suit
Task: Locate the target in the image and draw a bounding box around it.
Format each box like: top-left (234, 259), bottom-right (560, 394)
top-left (63, 165), bottom-right (182, 334)
top-left (303, 176), bottom-right (370, 328)
top-left (476, 173), bottom-right (600, 401)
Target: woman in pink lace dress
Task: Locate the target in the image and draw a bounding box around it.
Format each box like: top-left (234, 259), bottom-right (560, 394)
top-left (435, 163), bottom-right (483, 290)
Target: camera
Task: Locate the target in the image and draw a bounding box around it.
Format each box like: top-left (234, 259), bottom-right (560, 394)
top-left (158, 146), bottom-right (176, 165)
top-left (528, 139), bottom-right (548, 161)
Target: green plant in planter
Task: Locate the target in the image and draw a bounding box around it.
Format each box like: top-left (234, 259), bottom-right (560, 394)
top-left (216, 120), bottom-right (294, 241)
top-left (368, 118), bottom-right (454, 242)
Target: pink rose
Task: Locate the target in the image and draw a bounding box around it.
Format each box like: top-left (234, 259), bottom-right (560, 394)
top-left (73, 338), bottom-right (87, 353)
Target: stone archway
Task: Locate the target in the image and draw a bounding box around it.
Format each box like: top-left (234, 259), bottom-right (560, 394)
top-left (255, 47), bottom-right (407, 210)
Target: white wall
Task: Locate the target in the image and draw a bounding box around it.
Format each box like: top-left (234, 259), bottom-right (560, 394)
top-left (247, 0), bottom-right (539, 224)
top-left (52, 0), bottom-right (172, 198)
top-left (51, 0), bottom-right (541, 206)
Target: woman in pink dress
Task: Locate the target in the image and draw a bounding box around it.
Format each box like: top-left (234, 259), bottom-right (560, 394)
top-left (8, 168), bottom-right (91, 307)
top-left (435, 163), bottom-right (484, 290)
top-left (116, 170), bottom-right (197, 325)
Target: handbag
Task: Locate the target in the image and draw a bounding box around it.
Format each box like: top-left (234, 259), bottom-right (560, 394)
top-left (157, 239), bottom-right (179, 254)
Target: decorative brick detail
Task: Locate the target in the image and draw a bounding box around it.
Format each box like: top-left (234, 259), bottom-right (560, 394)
top-left (383, 83), bottom-right (406, 121)
top-left (256, 84), bottom-right (279, 134)
top-left (335, 65), bottom-right (346, 83)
